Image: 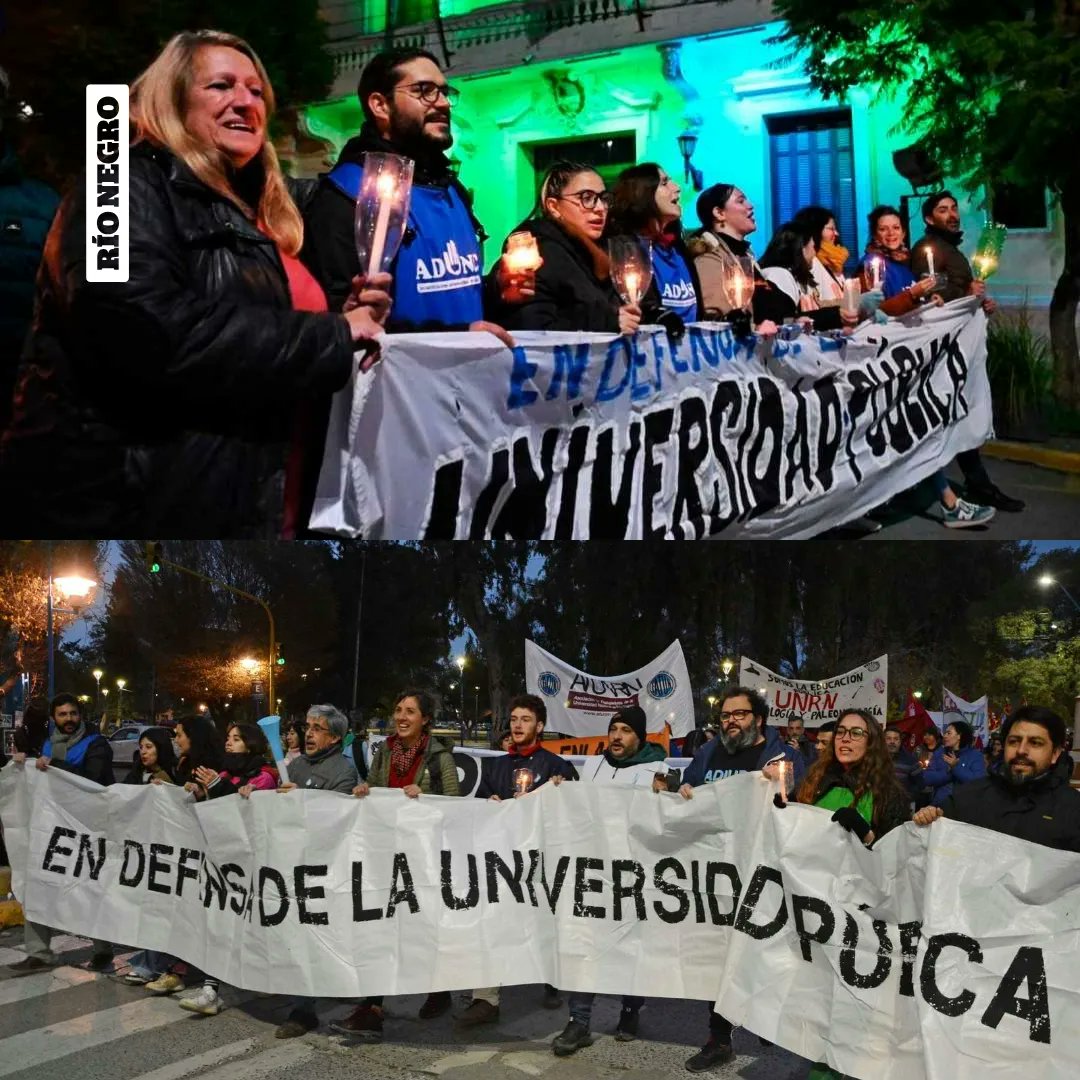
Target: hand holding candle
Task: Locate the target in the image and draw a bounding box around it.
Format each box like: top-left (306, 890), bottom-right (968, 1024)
top-left (925, 247), bottom-right (936, 280)
top-left (840, 277), bottom-right (861, 319)
top-left (608, 236), bottom-right (652, 307)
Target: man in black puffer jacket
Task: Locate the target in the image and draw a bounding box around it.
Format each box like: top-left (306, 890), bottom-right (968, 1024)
top-left (914, 705), bottom-right (1080, 852)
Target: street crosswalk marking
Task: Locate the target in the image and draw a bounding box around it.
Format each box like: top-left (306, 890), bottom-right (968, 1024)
top-left (0, 965), bottom-right (99, 1007)
top-left (123, 1039), bottom-right (259, 1080)
top-left (0, 989), bottom-right (257, 1078)
top-left (152, 1043), bottom-right (314, 1080)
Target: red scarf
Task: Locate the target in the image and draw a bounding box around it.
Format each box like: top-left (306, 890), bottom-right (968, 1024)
top-left (389, 732), bottom-right (429, 783)
top-left (509, 741), bottom-right (542, 757)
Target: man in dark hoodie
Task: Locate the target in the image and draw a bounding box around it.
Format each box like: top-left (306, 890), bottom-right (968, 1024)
top-left (301, 48), bottom-right (521, 337)
top-left (552, 705), bottom-right (666, 1056)
top-left (909, 191), bottom-right (1024, 514)
top-left (914, 705), bottom-right (1080, 851)
top-left (670, 686), bottom-right (807, 1073)
top-left (457, 693), bottom-right (577, 1027)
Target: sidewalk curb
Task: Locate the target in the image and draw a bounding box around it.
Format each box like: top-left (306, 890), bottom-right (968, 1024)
top-left (983, 440), bottom-right (1080, 474)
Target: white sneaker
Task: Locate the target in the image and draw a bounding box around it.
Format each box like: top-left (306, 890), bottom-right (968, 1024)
top-left (178, 985), bottom-right (223, 1015)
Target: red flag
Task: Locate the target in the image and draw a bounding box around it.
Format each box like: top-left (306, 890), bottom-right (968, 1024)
top-left (895, 690), bottom-right (934, 756)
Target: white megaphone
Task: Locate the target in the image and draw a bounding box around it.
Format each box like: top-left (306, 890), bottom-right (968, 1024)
top-left (258, 715), bottom-right (290, 784)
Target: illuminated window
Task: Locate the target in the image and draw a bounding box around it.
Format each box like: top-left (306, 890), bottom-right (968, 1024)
top-left (767, 109), bottom-right (857, 270)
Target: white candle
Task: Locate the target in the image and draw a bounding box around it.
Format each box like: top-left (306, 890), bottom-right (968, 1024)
top-left (841, 277), bottom-right (860, 317)
top-left (777, 760), bottom-right (790, 804)
top-left (367, 171), bottom-right (397, 277)
top-left (625, 269), bottom-right (641, 304)
top-left (869, 256), bottom-right (884, 292)
top-left (926, 247), bottom-right (935, 279)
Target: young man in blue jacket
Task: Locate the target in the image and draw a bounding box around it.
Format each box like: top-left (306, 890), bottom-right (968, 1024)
top-left (670, 686), bottom-right (806, 1072)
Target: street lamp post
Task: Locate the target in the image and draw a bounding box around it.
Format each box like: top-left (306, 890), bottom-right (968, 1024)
top-left (474, 685), bottom-right (479, 734)
top-left (720, 658), bottom-right (734, 680)
top-left (1038, 574), bottom-right (1080, 614)
top-left (455, 656), bottom-right (466, 745)
top-left (46, 550), bottom-right (97, 699)
top-left (92, 668), bottom-right (103, 714)
top-left (101, 687), bottom-right (109, 726)
top-left (115, 678), bottom-right (127, 727)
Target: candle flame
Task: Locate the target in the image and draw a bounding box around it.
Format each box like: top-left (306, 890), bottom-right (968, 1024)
top-left (376, 172), bottom-right (397, 199)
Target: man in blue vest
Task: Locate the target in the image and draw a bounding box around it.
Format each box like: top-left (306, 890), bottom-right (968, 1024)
top-left (5, 694), bottom-right (115, 975)
top-left (301, 48), bottom-right (525, 337)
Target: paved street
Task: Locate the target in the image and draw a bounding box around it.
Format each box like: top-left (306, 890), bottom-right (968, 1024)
top-left (0, 930), bottom-right (807, 1080)
top-left (837, 459), bottom-right (1080, 538)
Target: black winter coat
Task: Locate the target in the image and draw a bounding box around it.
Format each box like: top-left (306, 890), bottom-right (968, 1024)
top-left (1, 144), bottom-right (355, 538)
top-left (500, 217), bottom-right (623, 333)
top-left (942, 755), bottom-right (1080, 852)
top-left (475, 746), bottom-right (578, 800)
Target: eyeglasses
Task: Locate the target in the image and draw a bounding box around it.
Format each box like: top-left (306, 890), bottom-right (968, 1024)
top-left (558, 190), bottom-right (614, 211)
top-left (305, 722), bottom-right (331, 734)
top-left (718, 709), bottom-right (753, 722)
top-left (394, 81), bottom-right (460, 106)
top-left (834, 727), bottom-right (869, 741)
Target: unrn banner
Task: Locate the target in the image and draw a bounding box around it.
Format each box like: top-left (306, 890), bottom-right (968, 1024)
top-left (310, 300), bottom-right (992, 539)
top-left (525, 639), bottom-right (694, 737)
top-left (740, 655), bottom-right (888, 727)
top-left (2, 765), bottom-right (1078, 1080)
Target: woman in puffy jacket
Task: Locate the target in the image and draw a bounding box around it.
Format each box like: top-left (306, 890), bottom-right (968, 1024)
top-left (922, 719), bottom-right (986, 806)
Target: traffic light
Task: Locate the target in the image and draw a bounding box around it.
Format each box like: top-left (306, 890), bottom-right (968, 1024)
top-left (275, 642), bottom-right (285, 667)
top-left (145, 541), bottom-right (161, 573)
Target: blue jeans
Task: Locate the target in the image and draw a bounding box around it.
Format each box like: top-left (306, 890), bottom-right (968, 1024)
top-left (568, 992), bottom-right (644, 1026)
top-left (126, 949), bottom-right (175, 979)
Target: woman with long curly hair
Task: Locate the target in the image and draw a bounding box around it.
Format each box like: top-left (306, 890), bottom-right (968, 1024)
top-left (793, 711), bottom-right (910, 1080)
top-left (795, 709), bottom-right (909, 847)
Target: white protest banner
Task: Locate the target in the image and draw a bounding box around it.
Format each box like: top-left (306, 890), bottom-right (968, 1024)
top-left (3, 764), bottom-right (1077, 1080)
top-left (525, 638), bottom-right (694, 737)
top-left (942, 688), bottom-right (990, 747)
top-left (310, 299), bottom-right (992, 540)
top-left (740, 655), bottom-right (888, 727)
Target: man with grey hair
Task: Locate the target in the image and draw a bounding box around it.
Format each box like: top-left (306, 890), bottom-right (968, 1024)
top-left (269, 705), bottom-right (358, 1038)
top-left (275, 705), bottom-right (358, 794)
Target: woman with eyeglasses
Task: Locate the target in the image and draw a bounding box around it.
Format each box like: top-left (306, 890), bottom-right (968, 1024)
top-left (792, 710), bottom-right (910, 847)
top-left (499, 160), bottom-right (641, 335)
top-left (784, 711), bottom-right (910, 1080)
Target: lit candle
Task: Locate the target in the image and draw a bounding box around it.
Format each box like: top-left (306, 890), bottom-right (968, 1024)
top-left (625, 270), bottom-right (641, 304)
top-left (367, 171), bottom-right (397, 277)
top-left (513, 768), bottom-right (534, 795)
top-left (926, 247), bottom-right (935, 279)
top-left (776, 759), bottom-right (790, 804)
top-left (841, 277), bottom-right (860, 317)
top-left (502, 231), bottom-right (543, 273)
top-left (869, 255), bottom-right (884, 292)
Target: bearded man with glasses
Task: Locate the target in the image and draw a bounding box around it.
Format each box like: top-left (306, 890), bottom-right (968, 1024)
top-left (301, 47), bottom-right (518, 342)
top-left (662, 686), bottom-right (805, 1072)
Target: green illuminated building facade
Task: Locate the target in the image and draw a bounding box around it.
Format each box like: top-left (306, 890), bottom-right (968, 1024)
top-left (300, 1), bottom-right (1060, 307)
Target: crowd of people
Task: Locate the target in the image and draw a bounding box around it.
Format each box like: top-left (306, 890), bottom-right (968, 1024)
top-left (0, 34), bottom-right (1023, 538)
top-left (3, 685), bottom-right (1076, 1076)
